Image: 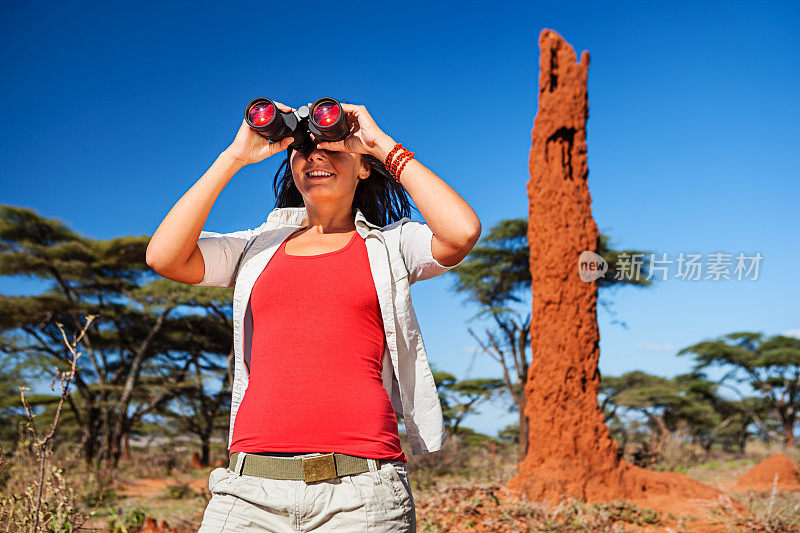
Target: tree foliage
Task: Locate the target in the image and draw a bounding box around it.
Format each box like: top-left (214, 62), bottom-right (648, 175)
top-left (678, 331), bottom-right (800, 448)
top-left (0, 205), bottom-right (234, 466)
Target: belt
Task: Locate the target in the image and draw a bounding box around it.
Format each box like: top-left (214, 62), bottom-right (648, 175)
top-left (228, 452), bottom-right (390, 483)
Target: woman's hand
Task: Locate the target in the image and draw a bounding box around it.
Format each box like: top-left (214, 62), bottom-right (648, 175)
top-left (312, 103), bottom-right (392, 158)
top-left (223, 101), bottom-right (296, 165)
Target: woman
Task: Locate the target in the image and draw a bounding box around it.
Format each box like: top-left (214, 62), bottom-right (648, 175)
top-left (146, 100), bottom-right (481, 531)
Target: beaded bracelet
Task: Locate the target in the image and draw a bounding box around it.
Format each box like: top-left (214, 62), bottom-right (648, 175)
top-left (383, 142), bottom-right (415, 182)
top-left (384, 143), bottom-right (404, 169)
top-left (387, 149), bottom-right (406, 177)
top-left (388, 149), bottom-right (408, 176)
top-left (397, 152), bottom-right (414, 181)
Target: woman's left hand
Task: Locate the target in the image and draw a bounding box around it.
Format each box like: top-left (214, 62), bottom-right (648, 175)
top-left (310, 103), bottom-right (390, 157)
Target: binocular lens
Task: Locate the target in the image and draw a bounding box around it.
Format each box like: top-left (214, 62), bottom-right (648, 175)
top-left (312, 103), bottom-right (340, 127)
top-left (248, 102), bottom-right (275, 127)
top-left (244, 96), bottom-right (346, 153)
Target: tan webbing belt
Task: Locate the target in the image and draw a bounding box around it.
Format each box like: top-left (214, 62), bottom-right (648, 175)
top-left (228, 452), bottom-right (388, 483)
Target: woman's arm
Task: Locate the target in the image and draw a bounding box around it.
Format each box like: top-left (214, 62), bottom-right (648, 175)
top-left (373, 135), bottom-right (482, 267)
top-left (145, 151), bottom-right (246, 284)
top-left (147, 106), bottom-right (295, 285)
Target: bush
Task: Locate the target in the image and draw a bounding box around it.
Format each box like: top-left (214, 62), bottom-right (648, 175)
top-left (0, 459), bottom-right (87, 532)
top-left (105, 504), bottom-right (147, 533)
top-left (164, 483), bottom-right (192, 499)
top-left (83, 486), bottom-right (118, 507)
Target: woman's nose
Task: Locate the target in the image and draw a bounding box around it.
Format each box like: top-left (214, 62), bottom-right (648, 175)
top-left (305, 149), bottom-right (328, 160)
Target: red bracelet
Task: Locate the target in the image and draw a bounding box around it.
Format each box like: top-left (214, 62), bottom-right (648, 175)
top-left (384, 143), bottom-right (415, 182)
top-left (384, 143), bottom-right (404, 169)
top-left (395, 151), bottom-right (415, 180)
top-left (389, 149), bottom-right (408, 176)
top-left (390, 150), bottom-right (413, 180)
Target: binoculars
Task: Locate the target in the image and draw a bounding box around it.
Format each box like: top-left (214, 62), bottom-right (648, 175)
top-left (244, 97), bottom-right (349, 154)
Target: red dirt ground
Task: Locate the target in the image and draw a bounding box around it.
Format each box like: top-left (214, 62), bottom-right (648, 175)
top-left (138, 516), bottom-right (192, 533)
top-left (734, 454), bottom-right (800, 493)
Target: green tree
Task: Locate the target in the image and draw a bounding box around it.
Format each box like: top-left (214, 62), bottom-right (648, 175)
top-left (678, 332), bottom-right (800, 449)
top-left (0, 358), bottom-right (31, 447)
top-left (672, 371), bottom-right (755, 452)
top-left (600, 371), bottom-right (691, 464)
top-left (600, 370), bottom-right (757, 462)
top-left (160, 354), bottom-right (231, 466)
top-left (430, 367), bottom-right (504, 440)
top-left (0, 205), bottom-right (234, 467)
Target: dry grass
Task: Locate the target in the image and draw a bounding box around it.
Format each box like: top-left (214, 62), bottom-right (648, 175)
top-left (1, 435), bottom-right (799, 532)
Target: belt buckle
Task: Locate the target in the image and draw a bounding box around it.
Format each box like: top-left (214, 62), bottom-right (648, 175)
top-left (301, 453), bottom-right (337, 482)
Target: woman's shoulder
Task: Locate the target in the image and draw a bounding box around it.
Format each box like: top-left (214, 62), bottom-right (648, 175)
top-left (379, 217), bottom-right (422, 232)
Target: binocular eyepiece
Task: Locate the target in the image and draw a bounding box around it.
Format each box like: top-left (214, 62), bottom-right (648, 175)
top-left (244, 97), bottom-right (349, 154)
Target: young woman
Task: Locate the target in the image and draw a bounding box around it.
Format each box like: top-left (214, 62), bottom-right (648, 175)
top-left (146, 100), bottom-right (481, 531)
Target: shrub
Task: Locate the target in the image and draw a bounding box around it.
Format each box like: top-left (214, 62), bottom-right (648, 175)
top-left (164, 483), bottom-right (192, 499)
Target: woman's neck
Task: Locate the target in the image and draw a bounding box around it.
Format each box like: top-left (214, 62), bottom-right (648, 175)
top-left (300, 206), bottom-right (356, 234)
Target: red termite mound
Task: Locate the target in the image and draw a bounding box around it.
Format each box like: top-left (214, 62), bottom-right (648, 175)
top-left (734, 454), bottom-right (800, 492)
top-left (191, 451), bottom-right (205, 468)
top-left (139, 517), bottom-right (192, 533)
top-left (503, 29), bottom-right (748, 520)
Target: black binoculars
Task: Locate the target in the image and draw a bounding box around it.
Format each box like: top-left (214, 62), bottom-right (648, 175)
top-left (244, 97), bottom-right (349, 154)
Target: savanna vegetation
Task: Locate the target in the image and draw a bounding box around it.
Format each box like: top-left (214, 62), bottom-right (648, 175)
top-left (1, 205), bottom-right (798, 531)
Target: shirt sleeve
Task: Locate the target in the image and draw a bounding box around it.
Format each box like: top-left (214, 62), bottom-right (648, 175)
top-left (191, 228), bottom-right (257, 288)
top-left (399, 220), bottom-right (465, 285)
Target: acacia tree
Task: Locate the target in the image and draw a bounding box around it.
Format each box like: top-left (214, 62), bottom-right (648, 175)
top-left (678, 332), bottom-right (800, 449)
top-left (601, 369), bottom-right (763, 462)
top-left (600, 371), bottom-right (745, 464)
top-left (160, 352), bottom-right (231, 466)
top-left (0, 205), bottom-right (234, 466)
top-left (431, 368), bottom-right (505, 440)
top-left (672, 371), bottom-right (758, 453)
top-left (448, 218), bottom-right (650, 460)
top-left (0, 358), bottom-right (37, 448)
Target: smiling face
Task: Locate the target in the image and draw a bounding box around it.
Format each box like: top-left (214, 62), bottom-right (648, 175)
top-left (289, 147), bottom-right (371, 206)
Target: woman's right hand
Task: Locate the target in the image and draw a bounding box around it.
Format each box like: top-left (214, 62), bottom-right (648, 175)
top-left (223, 101), bottom-right (296, 166)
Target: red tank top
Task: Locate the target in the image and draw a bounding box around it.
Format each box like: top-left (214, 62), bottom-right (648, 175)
top-left (229, 228), bottom-right (407, 462)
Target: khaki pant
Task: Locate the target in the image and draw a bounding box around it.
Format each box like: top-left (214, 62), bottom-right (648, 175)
top-left (198, 457), bottom-right (416, 532)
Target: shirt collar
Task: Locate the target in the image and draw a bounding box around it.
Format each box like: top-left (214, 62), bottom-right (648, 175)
top-left (266, 206), bottom-right (382, 233)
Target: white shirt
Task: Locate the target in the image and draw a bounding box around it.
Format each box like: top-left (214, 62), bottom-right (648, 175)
top-left (192, 206), bottom-right (463, 455)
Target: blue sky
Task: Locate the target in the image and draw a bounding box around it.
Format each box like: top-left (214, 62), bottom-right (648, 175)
top-left (1, 1), bottom-right (798, 438)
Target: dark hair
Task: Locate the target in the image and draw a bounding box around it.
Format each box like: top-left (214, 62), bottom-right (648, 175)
top-left (271, 148), bottom-right (415, 228)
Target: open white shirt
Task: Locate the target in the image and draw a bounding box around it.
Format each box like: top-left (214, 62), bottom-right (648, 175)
top-left (191, 206), bottom-right (463, 455)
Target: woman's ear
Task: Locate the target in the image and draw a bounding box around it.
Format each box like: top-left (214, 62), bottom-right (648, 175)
top-left (359, 156), bottom-right (371, 180)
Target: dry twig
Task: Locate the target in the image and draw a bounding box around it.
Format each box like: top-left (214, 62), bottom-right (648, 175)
top-left (18, 315), bottom-right (96, 533)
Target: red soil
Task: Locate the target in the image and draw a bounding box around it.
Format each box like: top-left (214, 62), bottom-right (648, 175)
top-left (117, 476), bottom-right (208, 498)
top-left (734, 454), bottom-right (800, 492)
top-left (139, 516), bottom-right (192, 533)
